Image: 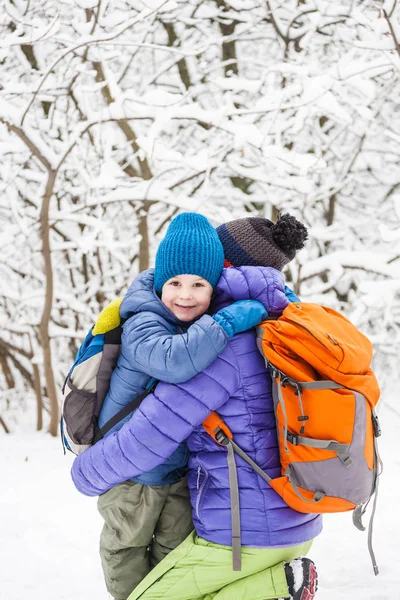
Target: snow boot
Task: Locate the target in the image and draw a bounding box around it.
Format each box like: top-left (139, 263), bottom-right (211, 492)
top-left (277, 557), bottom-right (318, 600)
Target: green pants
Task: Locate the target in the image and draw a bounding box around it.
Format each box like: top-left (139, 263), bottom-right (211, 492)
top-left (127, 531), bottom-right (313, 600)
top-left (97, 477), bottom-right (193, 600)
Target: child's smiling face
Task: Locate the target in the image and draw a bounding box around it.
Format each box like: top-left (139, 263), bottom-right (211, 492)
top-left (161, 274), bottom-right (213, 322)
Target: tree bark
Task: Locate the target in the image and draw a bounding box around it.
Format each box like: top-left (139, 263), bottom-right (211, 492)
top-left (33, 362), bottom-right (43, 432)
top-left (161, 22), bottom-right (192, 89)
top-left (0, 352), bottom-right (15, 389)
top-left (39, 170), bottom-right (59, 437)
top-left (29, 335), bottom-right (43, 432)
top-left (0, 351), bottom-right (13, 435)
top-left (216, 0), bottom-right (239, 76)
top-left (138, 201), bottom-right (152, 273)
top-left (0, 417), bottom-right (9, 434)
top-left (326, 194), bottom-right (336, 227)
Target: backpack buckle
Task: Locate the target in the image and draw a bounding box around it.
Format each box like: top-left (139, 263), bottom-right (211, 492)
top-left (372, 414), bottom-right (381, 438)
top-left (293, 382), bottom-right (302, 396)
top-left (215, 427), bottom-right (230, 446)
top-left (281, 376), bottom-right (289, 388)
top-left (266, 362), bottom-right (279, 379)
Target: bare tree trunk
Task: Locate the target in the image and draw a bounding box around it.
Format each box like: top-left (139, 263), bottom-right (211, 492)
top-left (29, 335), bottom-right (44, 432)
top-left (216, 0), bottom-right (239, 76)
top-left (326, 194), bottom-right (336, 227)
top-left (161, 22), bottom-right (192, 90)
top-left (138, 201), bottom-right (152, 272)
top-left (0, 339), bottom-right (34, 388)
top-left (0, 349), bottom-right (13, 435)
top-left (39, 170), bottom-right (59, 437)
top-left (0, 417), bottom-right (9, 434)
top-left (33, 362), bottom-right (43, 431)
top-left (0, 352), bottom-right (13, 435)
top-left (0, 352), bottom-right (15, 389)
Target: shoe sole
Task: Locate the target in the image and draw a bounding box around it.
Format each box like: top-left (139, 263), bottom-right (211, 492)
top-left (298, 559), bottom-right (318, 600)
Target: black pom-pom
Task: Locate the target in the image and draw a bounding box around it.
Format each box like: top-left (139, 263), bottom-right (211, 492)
top-left (271, 213), bottom-right (308, 255)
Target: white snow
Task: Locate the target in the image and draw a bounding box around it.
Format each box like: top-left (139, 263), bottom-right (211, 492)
top-left (1, 399), bottom-right (398, 600)
top-left (1, 433), bottom-right (107, 600)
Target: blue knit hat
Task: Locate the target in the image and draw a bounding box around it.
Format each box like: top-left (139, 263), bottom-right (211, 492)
top-left (154, 213), bottom-right (224, 292)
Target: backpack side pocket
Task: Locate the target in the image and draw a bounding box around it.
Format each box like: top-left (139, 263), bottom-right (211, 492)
top-left (62, 351), bottom-right (103, 452)
top-left (63, 377), bottom-right (98, 446)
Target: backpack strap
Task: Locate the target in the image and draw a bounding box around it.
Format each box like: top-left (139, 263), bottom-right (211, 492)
top-left (352, 458), bottom-right (380, 576)
top-left (202, 413), bottom-right (241, 571)
top-left (93, 379), bottom-right (158, 443)
top-left (229, 438), bottom-right (272, 485)
top-left (275, 378), bottom-right (290, 454)
top-left (202, 412), bottom-right (273, 572)
top-left (285, 465), bottom-right (325, 504)
top-left (368, 426), bottom-right (383, 576)
top-left (226, 441), bottom-right (241, 571)
top-left (299, 381), bottom-right (344, 390)
top-left (367, 473), bottom-right (380, 576)
top-left (353, 411), bottom-right (383, 576)
top-left (286, 432), bottom-right (352, 466)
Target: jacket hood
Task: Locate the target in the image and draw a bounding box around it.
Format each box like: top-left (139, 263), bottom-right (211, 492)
top-left (213, 266), bottom-right (289, 314)
top-left (120, 268), bottom-right (187, 326)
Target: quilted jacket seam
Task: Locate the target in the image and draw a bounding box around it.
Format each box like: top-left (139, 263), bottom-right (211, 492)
top-left (139, 409), bottom-right (179, 448)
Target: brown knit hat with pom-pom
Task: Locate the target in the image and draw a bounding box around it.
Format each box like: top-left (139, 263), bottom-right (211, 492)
top-left (216, 213), bottom-right (308, 270)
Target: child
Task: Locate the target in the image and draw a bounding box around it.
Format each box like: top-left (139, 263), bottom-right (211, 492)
top-left (95, 212), bottom-right (267, 600)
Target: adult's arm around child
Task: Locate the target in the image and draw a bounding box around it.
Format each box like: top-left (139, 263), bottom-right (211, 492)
top-left (71, 347), bottom-right (241, 496)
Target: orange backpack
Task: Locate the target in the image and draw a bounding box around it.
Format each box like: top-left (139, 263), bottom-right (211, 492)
top-left (203, 302), bottom-right (382, 573)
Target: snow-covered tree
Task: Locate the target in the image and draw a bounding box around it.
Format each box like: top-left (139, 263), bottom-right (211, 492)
top-left (0, 0), bottom-right (399, 433)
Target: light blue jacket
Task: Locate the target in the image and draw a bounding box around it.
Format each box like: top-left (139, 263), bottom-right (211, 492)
top-left (98, 268), bottom-right (229, 485)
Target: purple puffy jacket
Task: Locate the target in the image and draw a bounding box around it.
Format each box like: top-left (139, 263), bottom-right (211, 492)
top-left (71, 266), bottom-right (322, 548)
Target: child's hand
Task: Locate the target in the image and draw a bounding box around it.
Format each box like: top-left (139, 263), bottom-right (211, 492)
top-left (212, 300), bottom-right (268, 338)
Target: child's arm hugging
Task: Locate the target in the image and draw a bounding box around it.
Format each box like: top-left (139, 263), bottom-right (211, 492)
top-left (122, 300), bottom-right (267, 384)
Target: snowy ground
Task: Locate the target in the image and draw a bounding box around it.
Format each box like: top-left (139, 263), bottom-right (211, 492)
top-left (1, 398), bottom-right (398, 600)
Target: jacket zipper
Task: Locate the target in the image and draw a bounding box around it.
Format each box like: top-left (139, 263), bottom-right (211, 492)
top-left (195, 462), bottom-right (209, 518)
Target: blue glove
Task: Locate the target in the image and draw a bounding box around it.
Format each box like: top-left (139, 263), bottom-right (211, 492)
top-left (213, 300), bottom-right (268, 339)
